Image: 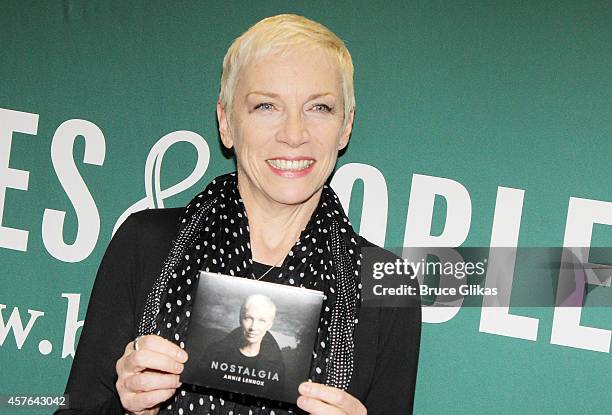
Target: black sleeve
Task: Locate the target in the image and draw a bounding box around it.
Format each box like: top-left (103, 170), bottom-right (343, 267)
top-left (54, 215), bottom-right (142, 415)
top-left (357, 237), bottom-right (422, 415)
top-left (364, 305), bottom-right (421, 415)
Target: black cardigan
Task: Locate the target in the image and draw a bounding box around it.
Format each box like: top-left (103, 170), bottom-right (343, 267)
top-left (56, 208), bottom-right (421, 415)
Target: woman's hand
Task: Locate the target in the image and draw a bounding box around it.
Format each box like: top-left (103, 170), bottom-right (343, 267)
top-left (116, 335), bottom-right (188, 415)
top-left (297, 382), bottom-right (367, 415)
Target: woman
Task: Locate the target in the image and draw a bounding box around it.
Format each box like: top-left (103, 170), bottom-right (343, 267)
top-left (58, 14), bottom-right (421, 415)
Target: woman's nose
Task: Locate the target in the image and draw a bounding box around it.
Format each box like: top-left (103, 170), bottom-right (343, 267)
top-left (278, 110), bottom-right (309, 147)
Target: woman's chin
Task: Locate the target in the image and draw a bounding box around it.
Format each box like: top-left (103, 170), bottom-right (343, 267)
top-left (267, 187), bottom-right (320, 207)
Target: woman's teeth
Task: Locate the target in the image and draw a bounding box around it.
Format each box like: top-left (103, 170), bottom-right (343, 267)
top-left (267, 159), bottom-right (314, 171)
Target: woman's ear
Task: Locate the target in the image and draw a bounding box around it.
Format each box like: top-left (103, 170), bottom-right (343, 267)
top-left (338, 109), bottom-right (354, 150)
top-left (217, 99), bottom-right (234, 149)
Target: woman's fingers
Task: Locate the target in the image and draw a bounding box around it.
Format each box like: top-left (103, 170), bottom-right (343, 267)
top-left (121, 335), bottom-right (188, 375)
top-left (135, 335), bottom-right (189, 362)
top-left (297, 382), bottom-right (367, 415)
top-left (117, 370), bottom-right (179, 413)
top-left (296, 397), bottom-right (345, 415)
top-left (124, 371), bottom-right (182, 392)
top-left (121, 387), bottom-right (176, 413)
top-left (125, 349), bottom-right (185, 374)
top-left (116, 335), bottom-right (187, 413)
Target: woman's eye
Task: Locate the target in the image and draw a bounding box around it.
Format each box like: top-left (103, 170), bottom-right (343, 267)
top-left (254, 102), bottom-right (275, 111)
top-left (312, 104), bottom-right (332, 113)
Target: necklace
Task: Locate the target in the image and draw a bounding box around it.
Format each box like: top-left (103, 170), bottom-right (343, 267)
top-left (252, 258), bottom-right (283, 281)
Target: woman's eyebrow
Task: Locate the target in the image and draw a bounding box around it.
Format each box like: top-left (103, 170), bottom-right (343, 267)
top-left (245, 91), bottom-right (337, 100)
top-left (306, 93), bottom-right (336, 101)
top-left (245, 91), bottom-right (280, 99)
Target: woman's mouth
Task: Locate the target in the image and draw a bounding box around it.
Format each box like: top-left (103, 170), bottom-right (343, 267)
top-left (266, 159), bottom-right (314, 171)
top-left (266, 158), bottom-right (315, 177)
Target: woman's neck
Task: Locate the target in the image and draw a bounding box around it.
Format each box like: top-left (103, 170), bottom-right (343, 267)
top-left (239, 343), bottom-right (261, 357)
top-left (238, 179), bottom-right (321, 266)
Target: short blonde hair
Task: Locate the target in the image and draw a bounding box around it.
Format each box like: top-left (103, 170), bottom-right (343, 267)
top-left (240, 294), bottom-right (276, 320)
top-left (219, 14), bottom-right (355, 125)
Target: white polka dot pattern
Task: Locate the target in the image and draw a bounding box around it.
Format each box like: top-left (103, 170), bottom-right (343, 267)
top-left (137, 173), bottom-right (362, 414)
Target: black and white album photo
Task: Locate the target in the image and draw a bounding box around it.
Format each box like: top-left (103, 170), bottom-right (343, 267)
top-left (181, 272), bottom-right (324, 403)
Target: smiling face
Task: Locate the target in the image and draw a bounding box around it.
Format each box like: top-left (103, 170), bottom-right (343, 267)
top-left (218, 48), bottom-right (354, 208)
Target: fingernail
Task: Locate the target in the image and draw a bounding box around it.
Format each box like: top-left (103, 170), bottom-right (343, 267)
top-left (178, 349), bottom-right (188, 361)
top-left (296, 396), bottom-right (307, 409)
top-left (298, 382), bottom-right (310, 394)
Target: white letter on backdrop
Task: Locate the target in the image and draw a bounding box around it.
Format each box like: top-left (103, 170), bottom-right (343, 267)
top-left (404, 174), bottom-right (472, 323)
top-left (331, 163), bottom-right (388, 246)
top-left (0, 304), bottom-right (44, 349)
top-left (479, 187), bottom-right (539, 341)
top-left (0, 107), bottom-right (39, 251)
top-left (61, 293), bottom-right (84, 358)
top-left (112, 130), bottom-right (210, 235)
top-left (551, 197), bottom-right (611, 353)
top-left (42, 119), bottom-right (106, 263)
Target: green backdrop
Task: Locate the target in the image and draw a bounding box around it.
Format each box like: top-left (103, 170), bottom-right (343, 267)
top-left (1, 1), bottom-right (610, 414)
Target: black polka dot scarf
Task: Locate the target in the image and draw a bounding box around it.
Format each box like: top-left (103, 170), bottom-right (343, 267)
top-left (137, 172), bottom-right (362, 415)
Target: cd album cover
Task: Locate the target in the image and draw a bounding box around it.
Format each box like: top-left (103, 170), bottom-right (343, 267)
top-left (182, 272), bottom-right (324, 403)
